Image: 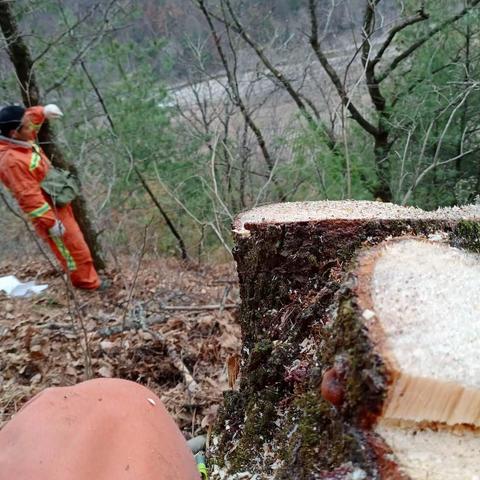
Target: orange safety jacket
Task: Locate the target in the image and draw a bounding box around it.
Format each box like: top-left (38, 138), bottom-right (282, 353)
top-left (0, 106), bottom-right (100, 289)
top-left (0, 106), bottom-right (56, 234)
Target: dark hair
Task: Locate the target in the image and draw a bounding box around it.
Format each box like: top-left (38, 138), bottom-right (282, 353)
top-left (0, 105), bottom-right (25, 137)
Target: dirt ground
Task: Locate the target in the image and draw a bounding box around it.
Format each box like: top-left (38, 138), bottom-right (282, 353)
top-left (0, 256), bottom-right (241, 440)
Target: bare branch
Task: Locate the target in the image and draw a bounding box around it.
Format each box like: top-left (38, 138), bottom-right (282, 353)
top-left (370, 9), bottom-right (429, 68)
top-left (195, 0), bottom-right (285, 198)
top-left (77, 58), bottom-right (190, 260)
top-left (402, 85), bottom-right (478, 204)
top-left (308, 0), bottom-right (379, 137)
top-left (153, 165), bottom-right (233, 256)
top-left (32, 5), bottom-right (100, 65)
top-left (378, 0), bottom-right (480, 83)
top-left (360, 0), bottom-right (381, 69)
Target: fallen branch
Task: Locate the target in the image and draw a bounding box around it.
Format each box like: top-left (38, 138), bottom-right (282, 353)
top-left (165, 340), bottom-right (199, 394)
top-left (143, 326), bottom-right (199, 394)
top-left (97, 313), bottom-right (167, 337)
top-left (159, 304), bottom-right (238, 311)
top-left (97, 317), bottom-right (200, 393)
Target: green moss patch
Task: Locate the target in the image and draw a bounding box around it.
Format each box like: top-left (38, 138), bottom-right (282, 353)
top-left (452, 220), bottom-right (480, 253)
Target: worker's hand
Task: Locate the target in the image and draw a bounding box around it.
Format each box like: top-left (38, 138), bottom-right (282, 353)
top-left (48, 220), bottom-right (66, 237)
top-left (43, 104), bottom-right (63, 120)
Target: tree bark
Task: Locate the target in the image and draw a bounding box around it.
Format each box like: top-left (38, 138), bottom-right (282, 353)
top-left (373, 133), bottom-right (392, 201)
top-left (211, 200), bottom-right (480, 479)
top-left (0, 0), bottom-right (106, 270)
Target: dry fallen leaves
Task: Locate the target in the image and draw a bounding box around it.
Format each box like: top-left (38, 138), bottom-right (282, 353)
top-left (0, 257), bottom-right (241, 436)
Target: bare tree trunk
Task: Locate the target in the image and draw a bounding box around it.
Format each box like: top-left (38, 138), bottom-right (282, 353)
top-left (0, 0), bottom-right (106, 270)
top-left (373, 133), bottom-right (392, 201)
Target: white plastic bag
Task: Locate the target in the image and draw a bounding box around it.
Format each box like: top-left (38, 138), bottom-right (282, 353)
top-left (0, 275), bottom-right (48, 298)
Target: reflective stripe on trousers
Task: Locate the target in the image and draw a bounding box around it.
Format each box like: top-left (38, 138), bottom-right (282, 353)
top-left (51, 236), bottom-right (77, 271)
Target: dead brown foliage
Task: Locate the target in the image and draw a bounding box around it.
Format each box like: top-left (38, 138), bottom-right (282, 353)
top-left (0, 257), bottom-right (240, 439)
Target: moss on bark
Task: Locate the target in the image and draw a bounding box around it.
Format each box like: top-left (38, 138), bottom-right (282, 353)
top-left (211, 217), bottom-right (461, 477)
top-left (451, 220), bottom-right (480, 253)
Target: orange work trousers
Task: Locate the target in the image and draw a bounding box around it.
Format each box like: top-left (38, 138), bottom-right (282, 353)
top-left (0, 379), bottom-right (199, 480)
top-left (36, 203), bottom-right (100, 290)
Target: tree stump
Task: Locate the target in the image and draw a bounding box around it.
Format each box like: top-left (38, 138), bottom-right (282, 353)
top-left (211, 200), bottom-right (480, 480)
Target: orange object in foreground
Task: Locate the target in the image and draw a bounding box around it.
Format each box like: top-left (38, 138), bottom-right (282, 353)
top-left (0, 378), bottom-right (199, 480)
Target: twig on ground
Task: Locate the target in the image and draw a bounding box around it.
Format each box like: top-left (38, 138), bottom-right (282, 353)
top-left (219, 285), bottom-right (232, 313)
top-left (98, 312), bottom-right (166, 337)
top-left (159, 304), bottom-right (238, 311)
top-left (210, 279), bottom-right (237, 285)
top-left (120, 220), bottom-right (150, 341)
top-left (141, 323), bottom-right (199, 394)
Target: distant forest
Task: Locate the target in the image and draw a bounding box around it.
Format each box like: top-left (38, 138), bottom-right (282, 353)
top-left (1, 0), bottom-right (478, 261)
top-left (8, 0), bottom-right (399, 81)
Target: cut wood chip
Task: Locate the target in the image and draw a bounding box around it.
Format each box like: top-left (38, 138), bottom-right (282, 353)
top-left (227, 354), bottom-right (240, 389)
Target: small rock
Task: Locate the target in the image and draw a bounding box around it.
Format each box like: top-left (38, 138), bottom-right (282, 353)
top-left (362, 309), bottom-right (375, 320)
top-left (98, 366), bottom-right (113, 378)
top-left (30, 373), bottom-right (42, 384)
top-left (100, 340), bottom-right (114, 351)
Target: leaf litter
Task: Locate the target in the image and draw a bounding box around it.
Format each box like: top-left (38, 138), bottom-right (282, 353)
top-left (0, 257), bottom-right (241, 440)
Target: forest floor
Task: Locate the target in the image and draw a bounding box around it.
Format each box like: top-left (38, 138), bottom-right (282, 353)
top-left (0, 256), bottom-right (241, 440)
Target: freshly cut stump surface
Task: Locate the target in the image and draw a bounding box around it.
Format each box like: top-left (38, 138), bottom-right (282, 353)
top-left (358, 239), bottom-right (480, 480)
top-left (234, 200), bottom-right (479, 233)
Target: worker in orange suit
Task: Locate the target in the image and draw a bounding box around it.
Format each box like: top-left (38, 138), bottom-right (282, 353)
top-left (0, 104), bottom-right (101, 290)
